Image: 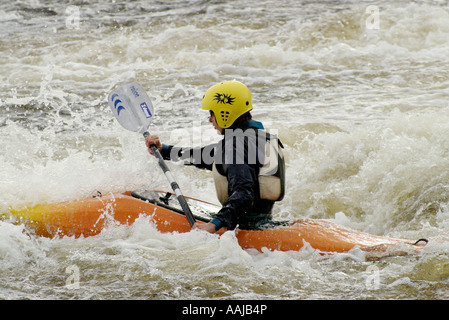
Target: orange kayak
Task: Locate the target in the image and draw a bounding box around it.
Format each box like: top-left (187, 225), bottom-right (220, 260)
top-left (9, 190), bottom-right (426, 257)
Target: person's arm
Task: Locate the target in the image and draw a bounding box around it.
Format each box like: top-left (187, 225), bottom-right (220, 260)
top-left (211, 163), bottom-right (256, 230)
top-left (145, 135), bottom-right (216, 170)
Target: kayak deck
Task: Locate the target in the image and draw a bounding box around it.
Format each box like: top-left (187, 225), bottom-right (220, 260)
top-left (8, 190), bottom-right (426, 257)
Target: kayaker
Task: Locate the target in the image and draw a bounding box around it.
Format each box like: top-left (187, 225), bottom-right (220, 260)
top-left (145, 80), bottom-right (285, 233)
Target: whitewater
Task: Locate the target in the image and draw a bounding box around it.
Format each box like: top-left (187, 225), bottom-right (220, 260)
top-left (1, 0), bottom-right (449, 299)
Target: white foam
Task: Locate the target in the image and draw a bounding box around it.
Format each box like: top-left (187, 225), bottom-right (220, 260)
top-left (2, 0), bottom-right (449, 299)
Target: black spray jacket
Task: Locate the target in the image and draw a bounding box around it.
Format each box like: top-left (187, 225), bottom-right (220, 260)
top-left (160, 120), bottom-right (277, 230)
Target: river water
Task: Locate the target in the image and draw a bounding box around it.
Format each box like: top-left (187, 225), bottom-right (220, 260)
top-left (1, 0), bottom-right (449, 300)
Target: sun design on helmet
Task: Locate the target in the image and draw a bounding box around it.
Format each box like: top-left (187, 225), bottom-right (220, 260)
top-left (213, 93), bottom-right (235, 105)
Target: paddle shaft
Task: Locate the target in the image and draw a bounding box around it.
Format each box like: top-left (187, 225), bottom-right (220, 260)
top-left (143, 131), bottom-right (196, 227)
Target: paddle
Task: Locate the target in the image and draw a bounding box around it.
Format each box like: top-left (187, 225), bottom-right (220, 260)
top-left (108, 82), bottom-right (196, 227)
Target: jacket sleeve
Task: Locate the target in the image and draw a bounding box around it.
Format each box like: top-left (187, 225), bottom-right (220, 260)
top-left (160, 143), bottom-right (216, 171)
top-left (211, 134), bottom-right (258, 230)
top-left (212, 162), bottom-right (257, 230)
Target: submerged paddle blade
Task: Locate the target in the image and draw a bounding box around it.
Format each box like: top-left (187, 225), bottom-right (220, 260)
top-left (108, 82), bottom-right (154, 134)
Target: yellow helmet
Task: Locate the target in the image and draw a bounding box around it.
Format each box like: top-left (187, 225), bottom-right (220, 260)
top-left (201, 80), bottom-right (252, 128)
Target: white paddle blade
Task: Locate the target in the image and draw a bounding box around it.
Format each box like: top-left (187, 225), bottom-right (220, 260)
top-left (108, 82), bottom-right (154, 134)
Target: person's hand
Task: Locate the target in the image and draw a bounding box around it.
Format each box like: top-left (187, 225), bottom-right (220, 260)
top-left (193, 222), bottom-right (218, 233)
top-left (145, 135), bottom-right (162, 156)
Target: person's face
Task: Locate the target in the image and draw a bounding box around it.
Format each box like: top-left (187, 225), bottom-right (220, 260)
top-left (209, 111), bottom-right (223, 135)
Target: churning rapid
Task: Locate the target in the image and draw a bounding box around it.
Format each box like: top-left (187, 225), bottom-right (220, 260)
top-left (1, 0), bottom-right (449, 299)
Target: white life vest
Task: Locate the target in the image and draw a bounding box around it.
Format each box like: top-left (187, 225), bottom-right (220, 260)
top-left (212, 133), bottom-right (285, 205)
